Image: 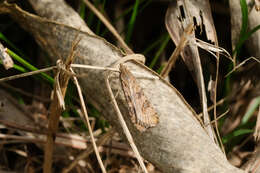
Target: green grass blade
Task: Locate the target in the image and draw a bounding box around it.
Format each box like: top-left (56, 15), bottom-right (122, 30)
top-left (94, 0), bottom-right (106, 35)
top-left (0, 32), bottom-right (27, 58)
top-left (79, 0), bottom-right (86, 19)
top-left (139, 0), bottom-right (152, 12)
top-left (241, 96), bottom-right (260, 125)
top-left (13, 64), bottom-right (27, 72)
top-left (149, 34), bottom-right (170, 69)
top-left (125, 0), bottom-right (139, 43)
top-left (86, 11), bottom-right (95, 26)
top-left (100, 0), bottom-right (150, 38)
top-left (222, 128), bottom-right (253, 144)
top-left (239, 0), bottom-right (248, 40)
top-left (0, 60), bottom-right (27, 73)
top-left (7, 49), bottom-right (54, 83)
top-left (143, 33), bottom-right (168, 55)
top-left (156, 65), bottom-right (164, 74)
top-left (114, 0), bottom-right (148, 23)
top-left (233, 0), bottom-right (248, 56)
top-left (235, 24), bottom-right (260, 55)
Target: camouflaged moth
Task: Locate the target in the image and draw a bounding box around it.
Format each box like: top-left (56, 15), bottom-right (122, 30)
top-left (119, 64), bottom-right (159, 132)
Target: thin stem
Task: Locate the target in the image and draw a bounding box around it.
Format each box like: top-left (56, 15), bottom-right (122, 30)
top-left (0, 66), bottom-right (56, 83)
top-left (71, 68), bottom-right (107, 173)
top-left (83, 0), bottom-right (133, 54)
top-left (105, 74), bottom-right (148, 173)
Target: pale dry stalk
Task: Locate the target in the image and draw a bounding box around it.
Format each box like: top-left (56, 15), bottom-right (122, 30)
top-left (104, 54), bottom-right (149, 173)
top-left (62, 128), bottom-right (115, 173)
top-left (70, 67), bottom-right (107, 173)
top-left (82, 0), bottom-right (133, 54)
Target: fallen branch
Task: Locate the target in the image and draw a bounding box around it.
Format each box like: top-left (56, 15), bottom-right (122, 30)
top-left (0, 2), bottom-right (245, 173)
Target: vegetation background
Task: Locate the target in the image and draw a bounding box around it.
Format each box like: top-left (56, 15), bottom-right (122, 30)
top-left (0, 0), bottom-right (259, 172)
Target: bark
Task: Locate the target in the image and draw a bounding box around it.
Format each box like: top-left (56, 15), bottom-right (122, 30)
top-left (0, 1), bottom-right (245, 173)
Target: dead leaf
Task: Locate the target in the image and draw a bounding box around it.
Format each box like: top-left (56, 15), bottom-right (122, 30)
top-left (165, 0), bottom-right (219, 143)
top-left (160, 23), bottom-right (193, 78)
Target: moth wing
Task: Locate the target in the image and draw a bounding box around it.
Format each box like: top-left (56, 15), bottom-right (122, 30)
top-left (119, 64), bottom-right (159, 131)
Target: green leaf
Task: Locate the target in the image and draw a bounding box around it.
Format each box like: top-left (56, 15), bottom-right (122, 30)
top-left (222, 128), bottom-right (253, 144)
top-left (149, 34), bottom-right (170, 69)
top-left (241, 96), bottom-right (260, 125)
top-left (7, 49), bottom-right (54, 84)
top-left (126, 0), bottom-right (139, 43)
top-left (233, 0), bottom-right (260, 57)
top-left (79, 0), bottom-right (86, 19)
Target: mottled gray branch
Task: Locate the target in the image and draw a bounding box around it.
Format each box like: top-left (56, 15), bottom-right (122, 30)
top-left (0, 1), bottom-right (245, 173)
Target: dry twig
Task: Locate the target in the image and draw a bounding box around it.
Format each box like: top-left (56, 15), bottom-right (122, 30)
top-left (62, 128), bottom-right (115, 173)
top-left (160, 23), bottom-right (193, 78)
top-left (43, 60), bottom-right (71, 173)
top-left (104, 54), bottom-right (152, 173)
top-left (70, 67), bottom-right (107, 173)
top-left (83, 0), bottom-right (133, 54)
top-left (43, 37), bottom-right (81, 173)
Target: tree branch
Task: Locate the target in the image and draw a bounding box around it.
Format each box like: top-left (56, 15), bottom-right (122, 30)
top-left (0, 1), bottom-right (245, 173)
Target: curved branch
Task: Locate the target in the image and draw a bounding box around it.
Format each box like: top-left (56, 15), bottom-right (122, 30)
top-left (0, 1), bottom-right (245, 173)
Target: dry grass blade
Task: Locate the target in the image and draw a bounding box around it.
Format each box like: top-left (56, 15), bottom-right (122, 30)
top-left (71, 63), bottom-right (158, 79)
top-left (225, 57), bottom-right (260, 77)
top-left (194, 38), bottom-right (233, 62)
top-left (105, 75), bottom-right (148, 173)
top-left (43, 36), bottom-right (81, 173)
top-left (71, 64), bottom-right (119, 72)
top-left (83, 0), bottom-right (133, 54)
top-left (0, 133), bottom-right (44, 144)
top-left (165, 1), bottom-right (218, 145)
top-left (193, 38), bottom-right (229, 154)
top-left (0, 1), bottom-right (248, 172)
top-left (205, 109), bottom-right (229, 126)
top-left (104, 54), bottom-right (150, 173)
top-left (0, 132), bottom-right (88, 149)
top-left (70, 68), bottom-right (107, 173)
top-left (0, 66), bottom-right (55, 83)
top-left (0, 119), bottom-right (88, 149)
top-left (0, 82), bottom-right (50, 102)
top-left (43, 60), bottom-right (71, 173)
top-left (198, 97), bottom-right (226, 118)
top-left (160, 23), bottom-right (193, 78)
top-left (62, 129), bottom-right (115, 173)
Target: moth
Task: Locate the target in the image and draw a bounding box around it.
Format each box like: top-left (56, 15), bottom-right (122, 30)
top-left (119, 64), bottom-right (159, 132)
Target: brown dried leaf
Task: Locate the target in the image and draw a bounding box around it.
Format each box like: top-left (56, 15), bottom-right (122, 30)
top-left (165, 0), bottom-right (218, 143)
top-left (165, 0), bottom-right (218, 80)
top-left (119, 64), bottom-right (159, 132)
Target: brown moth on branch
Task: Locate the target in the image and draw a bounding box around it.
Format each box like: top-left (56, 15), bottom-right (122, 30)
top-left (119, 64), bottom-right (159, 132)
